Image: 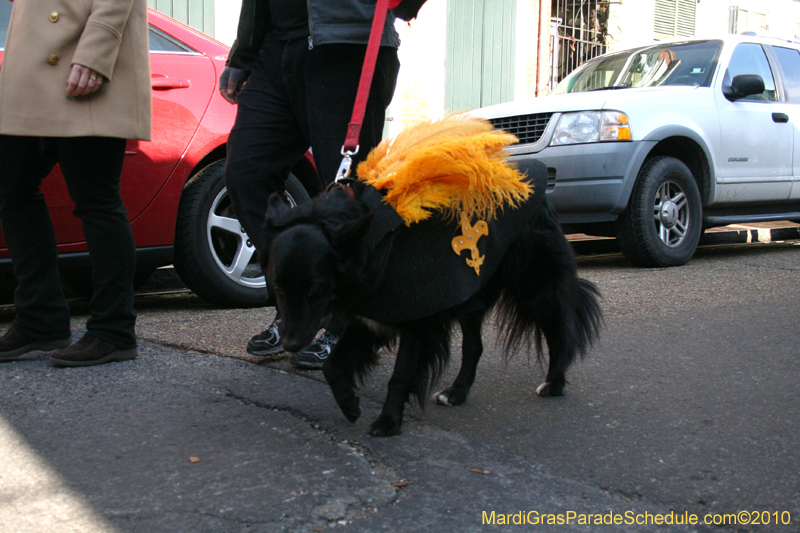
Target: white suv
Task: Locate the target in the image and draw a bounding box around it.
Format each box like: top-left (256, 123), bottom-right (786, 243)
top-left (474, 35), bottom-right (800, 267)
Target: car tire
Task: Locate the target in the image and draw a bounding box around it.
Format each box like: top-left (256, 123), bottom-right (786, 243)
top-left (615, 156), bottom-right (703, 268)
top-left (174, 159), bottom-right (310, 308)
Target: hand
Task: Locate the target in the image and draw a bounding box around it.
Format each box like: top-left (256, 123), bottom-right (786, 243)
top-left (219, 66), bottom-right (247, 104)
top-left (66, 63), bottom-right (103, 97)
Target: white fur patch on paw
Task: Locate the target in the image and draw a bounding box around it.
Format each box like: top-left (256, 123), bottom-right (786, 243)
top-left (536, 382), bottom-right (550, 396)
top-left (433, 391), bottom-right (452, 406)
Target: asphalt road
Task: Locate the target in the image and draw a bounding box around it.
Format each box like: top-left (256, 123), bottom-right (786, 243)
top-left (0, 236), bottom-right (798, 532)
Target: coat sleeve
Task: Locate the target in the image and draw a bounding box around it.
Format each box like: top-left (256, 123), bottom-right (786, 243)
top-left (227, 0), bottom-right (270, 73)
top-left (71, 0), bottom-right (136, 81)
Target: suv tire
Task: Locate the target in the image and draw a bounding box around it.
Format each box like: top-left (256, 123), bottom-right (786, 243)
top-left (616, 156), bottom-right (703, 267)
top-left (174, 159), bottom-right (310, 307)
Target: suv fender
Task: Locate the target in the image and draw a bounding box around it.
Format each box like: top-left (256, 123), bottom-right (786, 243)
top-left (613, 124), bottom-right (716, 214)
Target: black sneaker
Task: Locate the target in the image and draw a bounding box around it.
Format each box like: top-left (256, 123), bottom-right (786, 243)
top-left (290, 330), bottom-right (338, 370)
top-left (246, 319), bottom-right (284, 356)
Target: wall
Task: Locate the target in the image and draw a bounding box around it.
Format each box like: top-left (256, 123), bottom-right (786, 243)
top-left (215, 0), bottom-right (242, 46)
top-left (208, 1), bottom-right (550, 134)
top-left (387, 1), bottom-right (448, 136)
top-left (695, 0), bottom-right (800, 39)
top-left (389, 0), bottom-right (549, 131)
top-left (606, 0), bottom-right (800, 53)
top-left (517, 0), bottom-right (551, 99)
top-left (606, 0), bottom-right (657, 51)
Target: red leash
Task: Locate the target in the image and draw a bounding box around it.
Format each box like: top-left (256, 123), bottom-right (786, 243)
top-left (334, 0), bottom-right (399, 184)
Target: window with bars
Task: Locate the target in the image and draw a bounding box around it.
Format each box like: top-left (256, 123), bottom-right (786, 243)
top-left (550, 0), bottom-right (608, 87)
top-left (654, 0), bottom-right (696, 40)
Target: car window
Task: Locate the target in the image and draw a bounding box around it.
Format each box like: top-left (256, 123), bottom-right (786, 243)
top-left (149, 26), bottom-right (195, 53)
top-left (723, 43), bottom-right (777, 102)
top-left (0, 1), bottom-right (11, 50)
top-left (2, 9), bottom-right (195, 55)
top-left (772, 46), bottom-right (800, 103)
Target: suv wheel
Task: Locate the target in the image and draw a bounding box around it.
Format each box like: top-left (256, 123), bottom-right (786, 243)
top-left (174, 160), bottom-right (310, 307)
top-left (615, 156), bottom-right (703, 267)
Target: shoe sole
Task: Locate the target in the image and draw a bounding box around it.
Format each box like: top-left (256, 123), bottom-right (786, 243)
top-left (246, 344), bottom-right (285, 357)
top-left (290, 354), bottom-right (325, 370)
top-left (0, 337), bottom-right (73, 361)
top-left (50, 348), bottom-right (138, 368)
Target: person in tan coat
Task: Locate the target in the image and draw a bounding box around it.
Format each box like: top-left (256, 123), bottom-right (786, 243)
top-left (0, 0), bottom-right (151, 366)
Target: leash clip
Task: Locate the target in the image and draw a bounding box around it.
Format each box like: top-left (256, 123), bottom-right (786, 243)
top-left (335, 145), bottom-right (360, 183)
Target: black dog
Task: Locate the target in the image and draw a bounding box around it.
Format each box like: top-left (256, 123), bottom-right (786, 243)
top-left (262, 161), bottom-right (602, 437)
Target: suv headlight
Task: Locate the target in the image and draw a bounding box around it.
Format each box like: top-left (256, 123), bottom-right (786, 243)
top-left (550, 111), bottom-right (631, 146)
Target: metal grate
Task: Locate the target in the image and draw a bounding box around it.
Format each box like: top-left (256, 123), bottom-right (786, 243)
top-left (490, 113), bottom-right (554, 145)
top-left (550, 0), bottom-right (608, 88)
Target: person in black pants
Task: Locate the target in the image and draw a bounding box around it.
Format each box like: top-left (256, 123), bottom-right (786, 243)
top-left (221, 0), bottom-right (400, 369)
top-left (0, 137), bottom-right (138, 365)
top-left (0, 0), bottom-right (151, 366)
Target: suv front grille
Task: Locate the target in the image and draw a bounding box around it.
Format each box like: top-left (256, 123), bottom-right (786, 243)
top-left (489, 113), bottom-right (554, 145)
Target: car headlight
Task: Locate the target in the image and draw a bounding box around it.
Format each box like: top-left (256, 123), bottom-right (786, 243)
top-left (550, 111), bottom-right (631, 146)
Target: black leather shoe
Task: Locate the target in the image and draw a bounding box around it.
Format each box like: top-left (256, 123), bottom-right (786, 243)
top-left (0, 325), bottom-right (72, 361)
top-left (50, 335), bottom-right (137, 368)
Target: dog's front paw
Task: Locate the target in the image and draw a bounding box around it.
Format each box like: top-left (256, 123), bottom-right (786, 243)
top-left (335, 394), bottom-right (361, 423)
top-left (433, 386), bottom-right (468, 406)
top-left (368, 414), bottom-right (402, 437)
top-left (536, 381), bottom-right (564, 397)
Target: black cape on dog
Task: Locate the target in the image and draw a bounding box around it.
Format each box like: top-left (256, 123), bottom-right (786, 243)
top-left (352, 159), bottom-right (548, 323)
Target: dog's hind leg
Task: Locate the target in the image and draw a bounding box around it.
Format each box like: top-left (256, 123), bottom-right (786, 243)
top-left (535, 274), bottom-right (601, 397)
top-left (322, 320), bottom-right (381, 423)
top-left (433, 309), bottom-right (486, 406)
top-left (500, 203), bottom-right (602, 398)
top-left (369, 319), bottom-right (450, 437)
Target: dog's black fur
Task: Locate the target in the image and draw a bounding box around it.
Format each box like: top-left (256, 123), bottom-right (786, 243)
top-left (262, 166), bottom-right (602, 437)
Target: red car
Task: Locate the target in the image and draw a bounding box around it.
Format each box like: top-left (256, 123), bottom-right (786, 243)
top-left (0, 7), bottom-right (316, 307)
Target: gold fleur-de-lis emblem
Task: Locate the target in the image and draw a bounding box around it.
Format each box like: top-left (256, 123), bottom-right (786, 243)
top-left (451, 214), bottom-right (489, 275)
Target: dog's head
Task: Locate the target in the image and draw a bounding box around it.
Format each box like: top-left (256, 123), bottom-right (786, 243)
top-left (262, 189), bottom-right (372, 352)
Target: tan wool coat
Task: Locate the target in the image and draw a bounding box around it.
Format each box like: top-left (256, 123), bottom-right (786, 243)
top-left (0, 0), bottom-right (151, 140)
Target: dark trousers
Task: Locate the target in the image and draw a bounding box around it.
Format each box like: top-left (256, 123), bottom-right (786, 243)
top-left (226, 35), bottom-right (400, 335)
top-left (0, 136), bottom-right (137, 348)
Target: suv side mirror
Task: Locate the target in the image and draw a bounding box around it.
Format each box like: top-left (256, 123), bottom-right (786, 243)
top-left (723, 74), bottom-right (766, 102)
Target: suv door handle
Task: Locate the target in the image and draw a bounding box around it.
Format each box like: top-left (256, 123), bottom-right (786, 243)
top-left (772, 112), bottom-right (789, 123)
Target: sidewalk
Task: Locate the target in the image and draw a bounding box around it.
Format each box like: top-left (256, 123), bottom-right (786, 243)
top-left (0, 337), bottom-right (703, 533)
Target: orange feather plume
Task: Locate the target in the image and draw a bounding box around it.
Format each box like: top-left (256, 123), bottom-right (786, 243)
top-left (356, 114), bottom-right (532, 225)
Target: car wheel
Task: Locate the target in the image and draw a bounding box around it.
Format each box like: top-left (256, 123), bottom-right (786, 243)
top-left (615, 156), bottom-right (703, 267)
top-left (174, 160), bottom-right (310, 307)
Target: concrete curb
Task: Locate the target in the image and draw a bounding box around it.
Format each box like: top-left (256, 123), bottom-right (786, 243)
top-left (569, 225), bottom-right (800, 257)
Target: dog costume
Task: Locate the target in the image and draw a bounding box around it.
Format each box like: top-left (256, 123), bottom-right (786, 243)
top-left (347, 115), bottom-right (549, 323)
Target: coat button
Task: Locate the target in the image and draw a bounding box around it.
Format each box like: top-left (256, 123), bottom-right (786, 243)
top-left (48, 55), bottom-right (59, 65)
top-left (49, 11), bottom-right (59, 22)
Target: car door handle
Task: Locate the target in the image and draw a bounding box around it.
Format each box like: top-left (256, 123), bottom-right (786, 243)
top-left (151, 75), bottom-right (192, 90)
top-left (772, 112), bottom-right (789, 123)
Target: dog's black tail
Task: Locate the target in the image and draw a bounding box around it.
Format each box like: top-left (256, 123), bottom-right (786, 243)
top-left (496, 199), bottom-right (602, 395)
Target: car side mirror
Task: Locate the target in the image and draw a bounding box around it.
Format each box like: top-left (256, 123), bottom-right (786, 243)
top-left (723, 74), bottom-right (766, 102)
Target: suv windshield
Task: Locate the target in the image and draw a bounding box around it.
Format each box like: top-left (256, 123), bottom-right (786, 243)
top-left (551, 40), bottom-right (723, 95)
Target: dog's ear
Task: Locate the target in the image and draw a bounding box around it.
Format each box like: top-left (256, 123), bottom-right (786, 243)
top-left (333, 213), bottom-right (373, 257)
top-left (265, 193), bottom-right (291, 224)
top-left (259, 193), bottom-right (293, 266)
top-left (332, 213), bottom-right (373, 285)
top-left (263, 193), bottom-right (293, 235)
